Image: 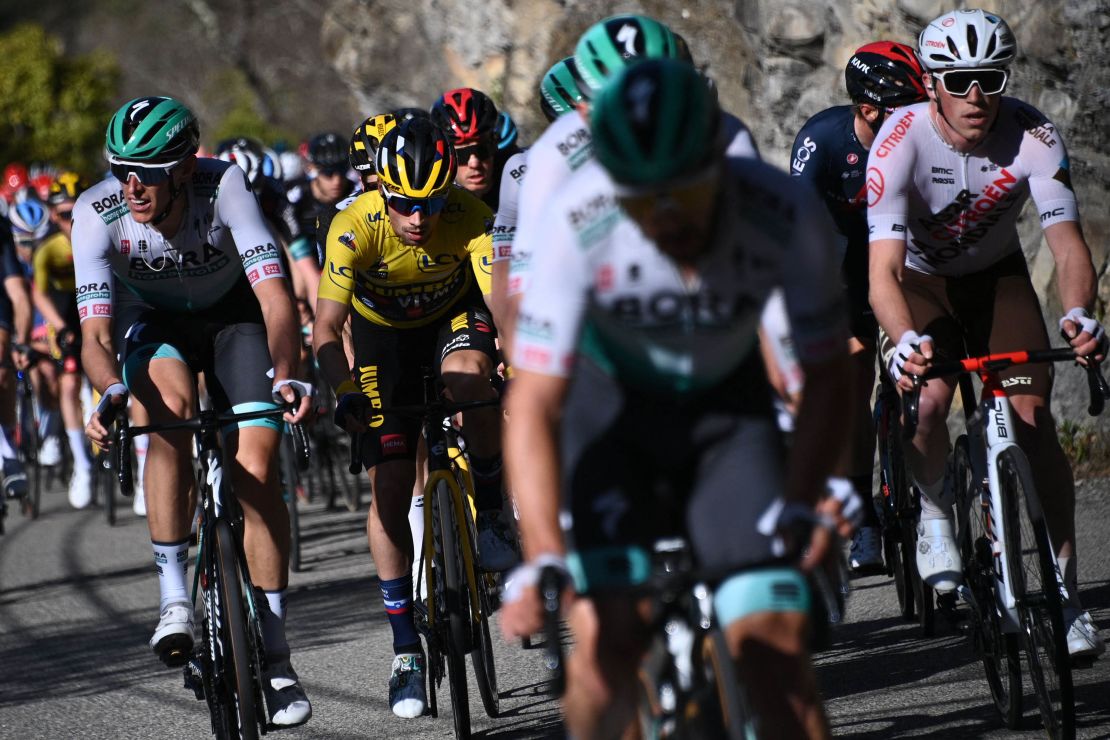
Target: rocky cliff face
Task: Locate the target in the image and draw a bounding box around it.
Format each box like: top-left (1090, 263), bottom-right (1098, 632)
top-left (323, 0), bottom-right (1109, 433)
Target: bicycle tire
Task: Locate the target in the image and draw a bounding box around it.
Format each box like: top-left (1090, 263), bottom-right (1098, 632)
top-left (213, 518), bottom-right (262, 740)
top-left (878, 391), bottom-right (915, 620)
top-left (279, 435), bottom-right (302, 573)
top-left (434, 478), bottom-right (472, 739)
top-left (700, 628), bottom-right (751, 740)
top-left (457, 477), bottom-right (499, 718)
top-left (998, 448), bottom-right (1074, 739)
top-left (953, 438), bottom-right (1022, 727)
top-left (18, 386), bottom-right (41, 520)
top-left (911, 532), bottom-right (936, 637)
top-left (101, 456), bottom-right (116, 527)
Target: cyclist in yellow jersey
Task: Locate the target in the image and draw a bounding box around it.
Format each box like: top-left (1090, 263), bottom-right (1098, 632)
top-left (36, 173), bottom-right (95, 508)
top-left (314, 117), bottom-right (513, 719)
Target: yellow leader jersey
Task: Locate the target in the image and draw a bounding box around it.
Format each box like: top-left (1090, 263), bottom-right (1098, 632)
top-left (33, 231), bottom-right (77, 293)
top-left (319, 187), bottom-right (494, 328)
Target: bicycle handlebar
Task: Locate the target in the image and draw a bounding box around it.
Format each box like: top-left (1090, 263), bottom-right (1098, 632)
top-left (114, 404), bottom-right (308, 497)
top-left (902, 348), bottom-right (1107, 439)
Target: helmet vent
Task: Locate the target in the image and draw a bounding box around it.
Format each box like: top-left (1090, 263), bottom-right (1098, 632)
top-left (966, 26), bottom-right (979, 58)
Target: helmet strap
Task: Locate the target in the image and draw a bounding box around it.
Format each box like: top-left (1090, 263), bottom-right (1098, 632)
top-left (151, 175), bottom-right (186, 227)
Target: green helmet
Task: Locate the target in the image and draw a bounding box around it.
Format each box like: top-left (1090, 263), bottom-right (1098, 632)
top-left (574, 14), bottom-right (681, 98)
top-left (105, 96), bottom-right (200, 164)
top-left (540, 57), bottom-right (588, 122)
top-left (591, 58), bottom-right (720, 187)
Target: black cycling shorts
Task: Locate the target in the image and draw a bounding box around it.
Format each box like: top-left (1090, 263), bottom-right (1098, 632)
top-left (350, 288), bottom-right (497, 468)
top-left (114, 276), bottom-right (277, 420)
top-left (560, 354), bottom-right (786, 593)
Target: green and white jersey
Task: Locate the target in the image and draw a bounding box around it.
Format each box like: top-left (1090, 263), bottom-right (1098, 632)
top-left (511, 156), bottom-right (844, 394)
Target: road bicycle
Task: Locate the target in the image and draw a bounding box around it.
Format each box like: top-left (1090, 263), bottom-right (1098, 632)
top-left (349, 371), bottom-right (503, 739)
top-left (903, 347), bottom-right (1108, 739)
top-left (112, 401), bottom-right (309, 740)
top-left (12, 344), bottom-right (46, 520)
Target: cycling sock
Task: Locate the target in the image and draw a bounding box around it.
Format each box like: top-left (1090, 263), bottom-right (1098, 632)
top-left (153, 538), bottom-right (190, 611)
top-left (39, 409), bottom-right (61, 440)
top-left (0, 426), bottom-right (16, 459)
top-left (135, 434), bottom-right (149, 487)
top-left (259, 589), bottom-right (290, 656)
top-left (850, 473), bottom-right (880, 528)
top-left (1057, 555), bottom-right (1082, 609)
top-left (67, 429), bottom-right (91, 471)
top-left (408, 493), bottom-right (425, 556)
top-left (380, 575), bottom-right (421, 654)
top-left (914, 475), bottom-right (950, 520)
top-left (469, 454), bottom-right (504, 513)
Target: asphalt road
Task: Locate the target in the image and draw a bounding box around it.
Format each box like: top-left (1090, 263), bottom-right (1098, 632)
top-left (1, 474), bottom-right (1107, 739)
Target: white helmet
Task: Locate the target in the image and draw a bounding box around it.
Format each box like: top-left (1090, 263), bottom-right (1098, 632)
top-left (918, 9), bottom-right (1016, 70)
top-left (216, 137), bottom-right (265, 188)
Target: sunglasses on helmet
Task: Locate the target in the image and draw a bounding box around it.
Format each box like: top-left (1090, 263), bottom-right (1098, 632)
top-left (933, 68), bottom-right (1008, 97)
top-left (109, 160), bottom-right (182, 186)
top-left (381, 187), bottom-right (448, 217)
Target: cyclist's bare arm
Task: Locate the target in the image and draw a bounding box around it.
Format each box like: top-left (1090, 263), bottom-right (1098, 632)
top-left (1044, 221), bottom-right (1102, 358)
top-left (253, 276), bottom-right (310, 423)
top-left (29, 283), bottom-right (68, 335)
top-left (869, 236), bottom-right (932, 386)
top-left (79, 315), bottom-right (124, 444)
top-left (503, 368), bottom-right (568, 561)
top-left (313, 297), bottom-right (353, 393)
top-left (4, 275), bottom-right (31, 346)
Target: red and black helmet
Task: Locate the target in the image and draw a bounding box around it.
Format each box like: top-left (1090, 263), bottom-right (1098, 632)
top-left (845, 41), bottom-right (927, 108)
top-left (429, 88), bottom-right (499, 146)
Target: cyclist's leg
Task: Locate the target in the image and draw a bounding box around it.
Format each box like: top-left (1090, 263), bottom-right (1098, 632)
top-left (688, 405), bottom-right (829, 738)
top-left (436, 298), bottom-right (513, 569)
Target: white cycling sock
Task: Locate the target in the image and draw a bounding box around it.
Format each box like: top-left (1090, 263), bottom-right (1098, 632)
top-left (0, 426), bottom-right (16, 460)
top-left (153, 538), bottom-right (190, 611)
top-left (261, 589), bottom-right (290, 657)
top-left (67, 429), bottom-right (91, 471)
top-left (914, 475), bottom-right (950, 521)
top-left (1057, 555), bottom-right (1082, 609)
top-left (408, 494), bottom-right (425, 553)
top-left (39, 409), bottom-right (60, 440)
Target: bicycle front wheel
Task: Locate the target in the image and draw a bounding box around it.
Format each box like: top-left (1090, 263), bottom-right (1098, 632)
top-left (456, 475), bottom-right (500, 719)
top-left (698, 628), bottom-right (751, 740)
top-left (998, 448), bottom-right (1073, 739)
top-left (953, 438), bottom-right (1022, 727)
top-left (213, 518), bottom-right (261, 740)
top-left (877, 391), bottom-right (915, 620)
top-left (434, 478), bottom-right (471, 738)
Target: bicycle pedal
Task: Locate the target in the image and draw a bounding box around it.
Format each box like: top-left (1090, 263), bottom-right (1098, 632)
top-left (183, 656), bottom-right (205, 700)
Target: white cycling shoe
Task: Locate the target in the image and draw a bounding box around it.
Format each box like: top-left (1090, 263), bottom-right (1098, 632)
top-left (150, 601), bottom-right (195, 666)
top-left (1064, 608), bottom-right (1106, 659)
top-left (263, 655), bottom-right (312, 727)
top-left (915, 517), bottom-right (962, 594)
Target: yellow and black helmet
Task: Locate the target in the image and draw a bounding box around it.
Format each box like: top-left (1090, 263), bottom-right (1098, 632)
top-left (47, 171), bottom-right (88, 206)
top-left (375, 118), bottom-right (457, 199)
top-left (349, 113), bottom-right (397, 173)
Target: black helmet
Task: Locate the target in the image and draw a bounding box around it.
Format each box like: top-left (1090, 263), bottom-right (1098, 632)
top-left (306, 132), bottom-right (348, 171)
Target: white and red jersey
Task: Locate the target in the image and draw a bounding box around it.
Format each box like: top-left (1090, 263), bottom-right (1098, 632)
top-left (866, 98), bottom-right (1078, 277)
top-left (72, 159), bottom-right (286, 321)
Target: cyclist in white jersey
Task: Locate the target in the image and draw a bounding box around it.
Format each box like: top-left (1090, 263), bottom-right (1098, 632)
top-left (75, 97), bottom-right (316, 724)
top-left (500, 14), bottom-right (760, 349)
top-left (867, 10), bottom-right (1105, 657)
top-left (503, 58), bottom-right (849, 740)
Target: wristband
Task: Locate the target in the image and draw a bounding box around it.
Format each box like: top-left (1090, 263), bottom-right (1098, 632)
top-left (503, 553), bottom-right (570, 605)
top-left (96, 382), bottom-right (129, 416)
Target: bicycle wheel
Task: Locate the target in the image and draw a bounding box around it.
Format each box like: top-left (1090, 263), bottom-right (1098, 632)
top-left (100, 455), bottom-right (117, 526)
top-left (17, 386), bottom-right (42, 520)
top-left (697, 629), bottom-right (751, 740)
top-left (213, 518), bottom-right (261, 740)
top-left (434, 478), bottom-right (472, 738)
top-left (877, 392), bottom-right (915, 620)
top-left (998, 448), bottom-right (1073, 739)
top-left (457, 478), bottom-right (499, 718)
top-left (279, 435), bottom-right (302, 573)
top-left (953, 438), bottom-right (1022, 727)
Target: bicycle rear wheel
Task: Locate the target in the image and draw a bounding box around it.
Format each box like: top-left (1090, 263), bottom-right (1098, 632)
top-left (953, 438), bottom-right (1022, 727)
top-left (998, 448), bottom-right (1073, 739)
top-left (213, 518), bottom-right (262, 740)
top-left (434, 478), bottom-right (471, 738)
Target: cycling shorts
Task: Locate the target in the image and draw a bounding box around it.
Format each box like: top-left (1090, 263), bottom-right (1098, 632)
top-left (350, 285), bottom-right (497, 468)
top-left (560, 354), bottom-right (785, 594)
top-left (113, 276), bottom-right (278, 425)
top-left (0, 290), bottom-right (11, 334)
top-left (880, 251), bottom-right (1052, 399)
